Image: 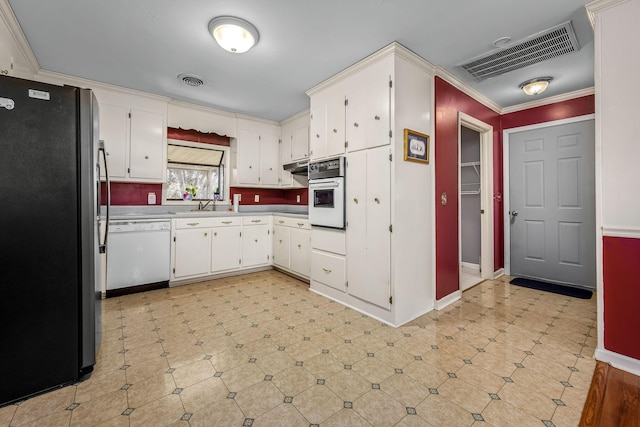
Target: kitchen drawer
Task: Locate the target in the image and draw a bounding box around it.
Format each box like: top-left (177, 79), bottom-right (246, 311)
top-left (311, 228), bottom-right (345, 255)
top-left (243, 216), bottom-right (271, 226)
top-left (274, 216), bottom-right (310, 230)
top-left (210, 217), bottom-right (241, 227)
top-left (311, 250), bottom-right (346, 291)
top-left (174, 218), bottom-right (219, 229)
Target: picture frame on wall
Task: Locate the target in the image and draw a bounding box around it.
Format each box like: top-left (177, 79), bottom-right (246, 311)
top-left (403, 129), bottom-right (430, 164)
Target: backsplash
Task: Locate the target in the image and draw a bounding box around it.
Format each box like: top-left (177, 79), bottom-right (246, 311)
top-left (101, 182), bottom-right (308, 206)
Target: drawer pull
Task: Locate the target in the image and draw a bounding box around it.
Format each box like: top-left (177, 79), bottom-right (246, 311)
top-left (297, 223), bottom-right (304, 227)
top-left (222, 221), bottom-right (232, 224)
top-left (251, 219), bottom-right (261, 223)
top-left (187, 222), bottom-right (199, 226)
top-left (322, 268), bottom-right (332, 274)
top-left (279, 220), bottom-right (285, 224)
top-left (279, 240), bottom-right (283, 243)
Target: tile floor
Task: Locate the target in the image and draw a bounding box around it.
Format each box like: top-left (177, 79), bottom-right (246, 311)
top-left (0, 270), bottom-right (597, 427)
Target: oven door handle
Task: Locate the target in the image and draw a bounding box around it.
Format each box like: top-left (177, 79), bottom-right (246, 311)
top-left (309, 180), bottom-right (341, 189)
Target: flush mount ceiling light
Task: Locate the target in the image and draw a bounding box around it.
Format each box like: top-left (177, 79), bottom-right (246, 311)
top-left (208, 16), bottom-right (259, 53)
top-left (519, 77), bottom-right (553, 96)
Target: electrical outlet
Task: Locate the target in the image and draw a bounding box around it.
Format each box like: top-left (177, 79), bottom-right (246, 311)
top-left (254, 194), bottom-right (259, 203)
top-left (296, 195), bottom-right (301, 203)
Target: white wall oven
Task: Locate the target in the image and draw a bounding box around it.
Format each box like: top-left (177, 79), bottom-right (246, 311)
top-left (308, 157), bottom-right (346, 229)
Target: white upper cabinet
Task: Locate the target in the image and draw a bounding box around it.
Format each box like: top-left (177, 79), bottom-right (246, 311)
top-left (96, 88), bottom-right (167, 183)
top-left (309, 85), bottom-right (346, 160)
top-left (345, 57), bottom-right (392, 152)
top-left (280, 111), bottom-right (310, 188)
top-left (128, 109), bottom-right (166, 180)
top-left (234, 118), bottom-right (281, 187)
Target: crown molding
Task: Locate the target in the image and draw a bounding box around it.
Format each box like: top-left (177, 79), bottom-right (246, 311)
top-left (0, 0), bottom-right (39, 73)
top-left (306, 41), bottom-right (434, 96)
top-left (585, 0), bottom-right (629, 29)
top-left (279, 108), bottom-right (310, 126)
top-left (168, 99), bottom-right (238, 119)
top-left (501, 87), bottom-right (595, 114)
top-left (434, 66), bottom-right (502, 114)
top-left (36, 69), bottom-right (172, 102)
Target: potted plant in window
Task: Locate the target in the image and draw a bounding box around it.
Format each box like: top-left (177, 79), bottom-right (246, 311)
top-left (183, 184), bottom-right (197, 201)
top-left (214, 187), bottom-right (220, 201)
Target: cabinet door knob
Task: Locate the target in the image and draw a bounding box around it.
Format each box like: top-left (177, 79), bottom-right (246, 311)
top-left (316, 134), bottom-right (320, 138)
top-left (204, 232), bottom-right (208, 237)
top-left (254, 239), bottom-right (258, 243)
top-left (353, 198), bottom-right (358, 204)
top-left (333, 128), bottom-right (337, 133)
top-left (353, 122), bottom-right (359, 127)
top-left (298, 244), bottom-right (301, 249)
top-left (279, 239), bottom-right (282, 243)
top-left (144, 155), bottom-right (149, 159)
top-left (374, 197), bottom-right (380, 204)
top-left (249, 165), bottom-right (252, 169)
top-left (374, 115), bottom-right (380, 120)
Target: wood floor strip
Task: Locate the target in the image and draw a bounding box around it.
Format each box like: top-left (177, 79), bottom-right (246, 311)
top-left (580, 361), bottom-right (640, 427)
top-left (580, 361), bottom-right (609, 427)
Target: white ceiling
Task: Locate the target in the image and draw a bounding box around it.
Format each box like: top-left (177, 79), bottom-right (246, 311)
top-left (7, 0), bottom-right (594, 122)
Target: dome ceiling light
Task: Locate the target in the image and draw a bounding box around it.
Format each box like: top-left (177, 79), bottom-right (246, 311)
top-left (208, 16), bottom-right (259, 54)
top-left (519, 77), bottom-right (553, 96)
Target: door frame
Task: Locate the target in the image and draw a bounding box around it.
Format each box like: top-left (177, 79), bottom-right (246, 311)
top-left (502, 114), bottom-right (595, 275)
top-left (458, 112), bottom-right (494, 287)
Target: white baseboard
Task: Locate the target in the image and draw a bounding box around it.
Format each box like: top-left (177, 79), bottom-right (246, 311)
top-left (435, 290), bottom-right (462, 310)
top-left (595, 348), bottom-right (640, 376)
top-left (493, 268), bottom-right (505, 279)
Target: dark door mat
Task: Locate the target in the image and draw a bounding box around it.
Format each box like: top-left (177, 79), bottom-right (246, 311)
top-left (510, 277), bottom-right (593, 299)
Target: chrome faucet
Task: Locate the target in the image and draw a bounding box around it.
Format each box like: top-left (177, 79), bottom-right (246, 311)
top-left (198, 199), bottom-right (215, 211)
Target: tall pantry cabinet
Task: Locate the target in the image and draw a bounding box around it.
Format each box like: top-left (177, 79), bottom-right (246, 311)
top-left (306, 42), bottom-right (436, 326)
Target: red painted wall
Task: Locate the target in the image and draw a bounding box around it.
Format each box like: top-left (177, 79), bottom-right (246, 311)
top-left (230, 187), bottom-right (308, 206)
top-left (434, 77), bottom-right (502, 299)
top-left (101, 182), bottom-right (161, 206)
top-left (434, 80), bottom-right (594, 301)
top-left (603, 236), bottom-right (640, 359)
top-left (501, 95), bottom-right (595, 129)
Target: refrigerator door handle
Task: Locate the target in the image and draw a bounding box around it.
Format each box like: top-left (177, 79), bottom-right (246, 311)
top-left (98, 140), bottom-right (110, 253)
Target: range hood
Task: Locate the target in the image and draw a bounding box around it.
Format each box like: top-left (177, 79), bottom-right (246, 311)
top-left (283, 160), bottom-right (309, 175)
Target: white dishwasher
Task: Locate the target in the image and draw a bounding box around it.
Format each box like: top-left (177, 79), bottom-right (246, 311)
top-left (107, 219), bottom-right (171, 293)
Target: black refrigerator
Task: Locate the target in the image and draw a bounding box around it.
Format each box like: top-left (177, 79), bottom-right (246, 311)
top-left (0, 75), bottom-right (104, 405)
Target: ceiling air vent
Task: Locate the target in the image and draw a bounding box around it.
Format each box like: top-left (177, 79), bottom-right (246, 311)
top-left (178, 73), bottom-right (205, 87)
top-left (457, 21), bottom-right (580, 82)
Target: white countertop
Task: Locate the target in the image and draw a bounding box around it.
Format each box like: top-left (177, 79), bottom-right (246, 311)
top-left (105, 205), bottom-right (308, 221)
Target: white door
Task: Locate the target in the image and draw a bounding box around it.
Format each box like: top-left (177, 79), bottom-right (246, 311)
top-left (260, 133), bottom-right (280, 185)
top-left (509, 119), bottom-right (595, 289)
top-left (237, 129), bottom-right (261, 184)
top-left (242, 225), bottom-right (270, 267)
top-left (174, 228), bottom-right (211, 278)
top-left (211, 226), bottom-right (241, 273)
top-left (346, 148), bottom-right (391, 309)
top-left (129, 109), bottom-right (165, 180)
top-left (272, 225), bottom-right (290, 268)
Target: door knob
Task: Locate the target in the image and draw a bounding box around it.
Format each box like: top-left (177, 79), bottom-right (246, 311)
top-left (510, 210), bottom-right (519, 217)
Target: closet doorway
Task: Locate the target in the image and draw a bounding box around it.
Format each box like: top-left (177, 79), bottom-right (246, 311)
top-left (458, 113), bottom-right (494, 291)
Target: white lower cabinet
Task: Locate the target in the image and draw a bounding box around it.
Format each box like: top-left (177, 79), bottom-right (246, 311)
top-left (310, 227), bottom-right (346, 291)
top-left (211, 221), bottom-right (242, 273)
top-left (346, 147), bottom-right (391, 309)
top-left (173, 228), bottom-right (211, 278)
top-left (272, 216), bottom-right (310, 279)
top-left (241, 217), bottom-right (271, 268)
